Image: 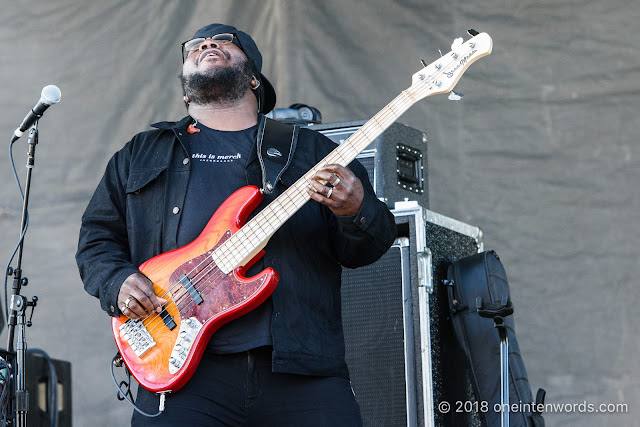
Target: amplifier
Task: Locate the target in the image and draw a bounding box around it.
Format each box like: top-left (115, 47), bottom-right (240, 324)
top-left (422, 208), bottom-right (484, 427)
top-left (341, 202), bottom-right (482, 426)
top-left (310, 121), bottom-right (428, 208)
top-left (25, 351), bottom-right (72, 427)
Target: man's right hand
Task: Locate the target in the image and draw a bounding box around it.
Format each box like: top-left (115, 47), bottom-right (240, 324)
top-left (117, 272), bottom-right (167, 319)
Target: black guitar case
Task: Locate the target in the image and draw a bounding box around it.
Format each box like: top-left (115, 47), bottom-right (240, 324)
top-left (445, 250), bottom-right (545, 427)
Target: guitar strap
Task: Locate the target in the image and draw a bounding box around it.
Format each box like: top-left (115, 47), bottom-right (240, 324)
top-left (257, 116), bottom-right (300, 194)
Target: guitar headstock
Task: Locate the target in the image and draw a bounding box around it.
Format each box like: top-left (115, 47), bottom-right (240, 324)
top-left (409, 31), bottom-right (492, 101)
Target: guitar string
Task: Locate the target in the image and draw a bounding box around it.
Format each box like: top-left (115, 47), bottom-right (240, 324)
top-left (133, 41), bottom-right (478, 339)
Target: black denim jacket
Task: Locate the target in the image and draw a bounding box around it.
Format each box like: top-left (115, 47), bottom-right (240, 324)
top-left (76, 115), bottom-right (397, 378)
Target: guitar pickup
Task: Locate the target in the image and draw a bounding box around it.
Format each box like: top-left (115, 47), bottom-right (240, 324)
top-left (160, 306), bottom-right (177, 330)
top-left (169, 317), bottom-right (203, 374)
top-left (179, 273), bottom-right (203, 305)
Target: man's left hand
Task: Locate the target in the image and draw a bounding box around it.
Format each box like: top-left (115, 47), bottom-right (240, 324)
top-left (306, 164), bottom-right (364, 216)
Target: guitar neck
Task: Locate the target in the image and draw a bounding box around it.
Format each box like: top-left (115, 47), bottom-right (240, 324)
top-left (212, 92), bottom-right (416, 273)
top-left (211, 31), bottom-right (493, 273)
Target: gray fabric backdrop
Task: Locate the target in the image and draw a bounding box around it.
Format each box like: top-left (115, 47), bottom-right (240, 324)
top-left (1, 0), bottom-right (637, 425)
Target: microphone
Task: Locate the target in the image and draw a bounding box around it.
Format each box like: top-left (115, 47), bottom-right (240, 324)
top-left (11, 85), bottom-right (62, 142)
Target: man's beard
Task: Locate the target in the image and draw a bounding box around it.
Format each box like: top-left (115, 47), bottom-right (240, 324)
top-left (180, 57), bottom-right (254, 106)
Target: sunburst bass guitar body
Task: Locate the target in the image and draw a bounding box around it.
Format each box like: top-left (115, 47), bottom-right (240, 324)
top-left (111, 186), bottom-right (278, 393)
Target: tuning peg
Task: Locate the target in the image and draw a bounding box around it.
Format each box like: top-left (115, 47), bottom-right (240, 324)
top-left (468, 29), bottom-right (479, 36)
top-left (420, 59), bottom-right (428, 67)
top-left (451, 37), bottom-right (464, 50)
top-left (448, 91), bottom-right (463, 101)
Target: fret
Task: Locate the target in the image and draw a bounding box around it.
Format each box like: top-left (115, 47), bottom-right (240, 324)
top-left (339, 141), bottom-right (360, 160)
top-left (347, 139), bottom-right (370, 157)
top-left (386, 102), bottom-right (401, 117)
top-left (246, 231), bottom-right (261, 246)
top-left (241, 228), bottom-right (262, 250)
top-left (275, 194), bottom-right (296, 216)
top-left (334, 146), bottom-right (357, 164)
top-left (216, 243), bottom-right (235, 263)
top-left (329, 150), bottom-right (349, 166)
top-left (400, 90), bottom-right (415, 105)
top-left (248, 211), bottom-right (267, 229)
top-left (236, 231), bottom-right (251, 252)
top-left (260, 218), bottom-right (277, 235)
top-left (252, 228), bottom-right (268, 244)
top-left (360, 120), bottom-right (382, 142)
top-left (262, 206), bottom-right (284, 228)
top-left (211, 251), bottom-right (231, 274)
top-left (271, 198), bottom-right (289, 218)
top-left (214, 242), bottom-right (232, 262)
top-left (285, 183), bottom-right (308, 208)
top-left (264, 208), bottom-right (288, 227)
top-left (278, 192), bottom-right (298, 212)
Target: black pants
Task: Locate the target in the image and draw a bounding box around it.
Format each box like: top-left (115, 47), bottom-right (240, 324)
top-left (131, 347), bottom-right (362, 426)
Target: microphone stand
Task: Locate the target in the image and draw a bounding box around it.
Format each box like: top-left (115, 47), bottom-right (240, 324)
top-left (6, 123), bottom-right (40, 427)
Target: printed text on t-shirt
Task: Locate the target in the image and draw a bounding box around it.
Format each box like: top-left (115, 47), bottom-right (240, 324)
top-left (192, 152), bottom-right (242, 163)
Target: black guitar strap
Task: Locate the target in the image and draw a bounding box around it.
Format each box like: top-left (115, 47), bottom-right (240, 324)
top-left (257, 116), bottom-right (300, 194)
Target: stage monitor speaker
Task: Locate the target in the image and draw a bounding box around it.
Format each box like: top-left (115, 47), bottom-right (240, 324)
top-left (311, 121), bottom-right (428, 208)
top-left (25, 351), bottom-right (72, 427)
top-left (422, 209), bottom-right (486, 427)
top-left (341, 202), bottom-right (482, 426)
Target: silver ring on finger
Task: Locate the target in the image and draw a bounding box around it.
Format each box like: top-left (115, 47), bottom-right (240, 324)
top-left (332, 177), bottom-right (341, 187)
top-left (124, 296), bottom-right (135, 309)
top-left (326, 187), bottom-right (334, 198)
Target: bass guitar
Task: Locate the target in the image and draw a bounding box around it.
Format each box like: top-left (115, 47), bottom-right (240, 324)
top-left (112, 30), bottom-right (493, 394)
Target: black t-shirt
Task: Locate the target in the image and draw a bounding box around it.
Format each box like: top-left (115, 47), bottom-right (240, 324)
top-left (178, 123), bottom-right (273, 354)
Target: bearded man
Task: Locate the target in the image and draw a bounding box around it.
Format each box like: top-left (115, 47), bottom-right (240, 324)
top-left (76, 23), bottom-right (396, 426)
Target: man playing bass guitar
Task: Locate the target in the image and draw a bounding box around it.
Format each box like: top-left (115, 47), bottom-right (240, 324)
top-left (76, 23), bottom-right (396, 426)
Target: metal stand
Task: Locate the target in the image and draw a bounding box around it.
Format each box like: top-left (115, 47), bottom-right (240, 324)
top-left (477, 295), bottom-right (513, 427)
top-left (6, 124), bottom-right (41, 427)
top-left (494, 316), bottom-right (509, 427)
